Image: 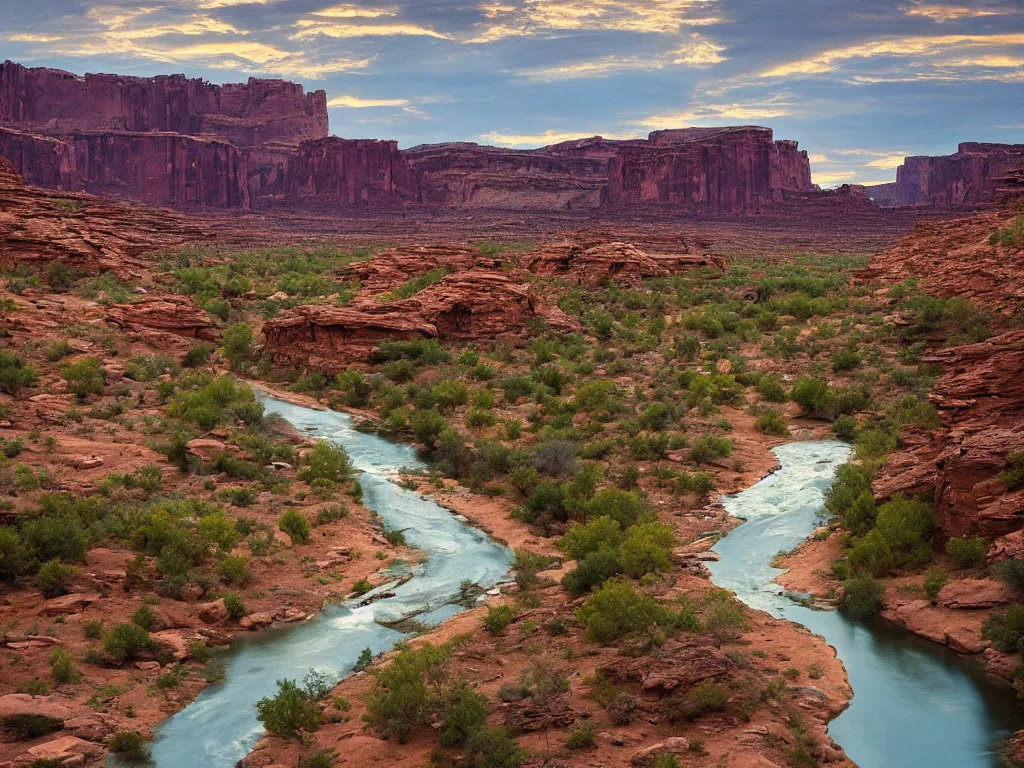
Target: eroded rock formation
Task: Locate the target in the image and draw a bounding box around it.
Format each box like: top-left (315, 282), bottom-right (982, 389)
top-left (0, 155), bottom-right (205, 275)
top-left (605, 127), bottom-right (814, 214)
top-left (866, 143), bottom-right (1024, 208)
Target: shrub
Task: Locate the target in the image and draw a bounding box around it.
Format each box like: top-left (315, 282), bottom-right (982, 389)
top-left (533, 439), bottom-right (577, 477)
top-left (832, 414), bottom-right (858, 441)
top-left (438, 677), bottom-right (489, 747)
top-left (410, 409), bottom-right (448, 447)
top-left (576, 580), bottom-right (669, 642)
top-left (946, 537), bottom-right (986, 570)
top-left (299, 749), bottom-right (338, 768)
top-left (299, 441), bottom-right (354, 487)
top-left (990, 215), bottom-right (1024, 248)
top-left (848, 495), bottom-right (934, 577)
top-left (219, 554), bottom-right (251, 585)
top-left (618, 523), bottom-right (675, 579)
top-left (123, 354), bottom-right (177, 382)
top-left (366, 643), bottom-right (450, 742)
top-left (841, 576), bottom-right (885, 618)
top-left (995, 559), bottom-right (1024, 589)
top-left (278, 509), bottom-right (311, 544)
top-left (131, 605), bottom-right (159, 631)
top-left (559, 516), bottom-right (623, 561)
top-left (183, 342), bottom-right (215, 368)
top-left (109, 731), bottom-right (151, 764)
top-left (790, 377), bottom-right (831, 417)
top-left (223, 593), bottom-right (247, 619)
top-left (36, 559), bottom-right (78, 598)
top-left (584, 489), bottom-right (651, 529)
top-left (61, 357), bottom-right (105, 401)
top-left (22, 513), bottom-right (89, 563)
top-left (754, 410), bottom-right (789, 437)
top-left (432, 380), bottom-right (469, 410)
top-left (923, 567), bottom-right (948, 601)
top-left (466, 727), bottom-right (528, 768)
top-left (1002, 452), bottom-right (1024, 492)
top-left (831, 348), bottom-right (862, 372)
top-left (49, 648), bottom-right (80, 684)
top-left (689, 434), bottom-right (734, 465)
top-left (103, 623), bottom-right (152, 663)
top-left (565, 720), bottom-right (598, 749)
top-left (757, 375), bottom-right (786, 402)
top-left (562, 548), bottom-right (622, 596)
top-left (702, 592), bottom-right (748, 642)
top-left (43, 340), bottom-right (74, 362)
top-left (0, 528), bottom-right (29, 580)
top-left (167, 375), bottom-right (264, 429)
top-left (672, 681), bottom-right (728, 721)
top-left (222, 323), bottom-right (254, 371)
top-left (983, 604), bottom-right (1024, 653)
top-left (255, 679), bottom-right (322, 740)
top-left (483, 605), bottom-right (514, 635)
top-left (0, 352), bottom-right (38, 395)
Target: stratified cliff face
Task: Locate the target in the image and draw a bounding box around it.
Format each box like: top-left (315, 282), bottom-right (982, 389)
top-left (869, 143), bottom-right (1024, 208)
top-left (405, 138), bottom-right (632, 210)
top-left (0, 127), bottom-right (76, 189)
top-left (604, 127), bottom-right (814, 214)
top-left (0, 61), bottom-right (327, 145)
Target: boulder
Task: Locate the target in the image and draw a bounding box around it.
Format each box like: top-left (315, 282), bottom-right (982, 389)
top-left (10, 735), bottom-right (101, 766)
top-left (937, 579), bottom-right (1013, 610)
top-left (197, 599), bottom-right (230, 625)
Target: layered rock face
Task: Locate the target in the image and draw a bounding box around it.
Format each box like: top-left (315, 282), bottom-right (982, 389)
top-left (0, 61), bottom-right (327, 144)
top-left (870, 211), bottom-right (1024, 553)
top-left (0, 155), bottom-right (205, 275)
top-left (405, 139), bottom-right (628, 210)
top-left (867, 143), bottom-right (1024, 208)
top-left (604, 127), bottom-right (814, 214)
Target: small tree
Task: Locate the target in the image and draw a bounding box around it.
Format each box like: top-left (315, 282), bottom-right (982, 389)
top-left (437, 677), bottom-right (489, 747)
top-left (576, 580), bottom-right (668, 642)
top-left (255, 679), bottom-right (322, 740)
top-left (279, 509), bottom-right (311, 544)
top-left (222, 323), bottom-right (254, 371)
top-left (366, 642), bottom-right (450, 742)
top-left (61, 357), bottom-right (105, 401)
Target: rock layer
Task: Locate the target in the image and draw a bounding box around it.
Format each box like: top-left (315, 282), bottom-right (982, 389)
top-left (866, 143), bottom-right (1024, 208)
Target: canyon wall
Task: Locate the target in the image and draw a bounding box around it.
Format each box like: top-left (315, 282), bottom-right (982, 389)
top-left (866, 143), bottom-right (1024, 208)
top-left (604, 127), bottom-right (814, 214)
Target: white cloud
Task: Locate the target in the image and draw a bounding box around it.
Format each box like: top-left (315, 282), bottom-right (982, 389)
top-left (481, 128), bottom-right (639, 147)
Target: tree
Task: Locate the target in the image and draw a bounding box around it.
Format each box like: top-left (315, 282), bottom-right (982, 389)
top-left (576, 580), bottom-right (668, 642)
top-left (255, 679), bottom-right (322, 740)
top-left (366, 643), bottom-right (450, 742)
top-left (438, 677), bottom-right (489, 747)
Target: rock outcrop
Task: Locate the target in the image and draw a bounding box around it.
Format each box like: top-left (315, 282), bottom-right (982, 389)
top-left (866, 143), bottom-right (1024, 208)
top-left (870, 212), bottom-right (1024, 550)
top-left (0, 155), bottom-right (205, 275)
top-left (0, 61), bottom-right (327, 144)
top-left (106, 297), bottom-right (218, 340)
top-left (604, 127), bottom-right (815, 214)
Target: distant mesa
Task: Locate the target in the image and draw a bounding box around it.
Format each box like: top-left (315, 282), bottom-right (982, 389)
top-left (1, 60), bottom-right (1020, 215)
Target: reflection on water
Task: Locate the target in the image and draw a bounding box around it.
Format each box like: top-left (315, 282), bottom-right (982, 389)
top-left (707, 441), bottom-right (1024, 768)
top-left (145, 396), bottom-right (512, 767)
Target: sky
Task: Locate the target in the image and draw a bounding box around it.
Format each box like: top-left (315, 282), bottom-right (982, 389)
top-left (3, 0), bottom-right (1023, 186)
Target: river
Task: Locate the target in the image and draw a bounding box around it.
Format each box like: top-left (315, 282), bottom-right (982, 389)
top-left (144, 395), bottom-right (512, 767)
top-left (707, 440), bottom-right (1024, 768)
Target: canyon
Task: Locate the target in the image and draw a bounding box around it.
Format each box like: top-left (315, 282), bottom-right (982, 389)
top-left (1, 61), bottom-right (824, 215)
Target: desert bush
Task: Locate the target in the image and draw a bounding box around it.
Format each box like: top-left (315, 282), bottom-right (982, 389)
top-left (255, 678), bottom-right (323, 740)
top-left (946, 537), bottom-right (986, 570)
top-left (49, 648), bottom-right (80, 684)
top-left (109, 731), bottom-right (151, 763)
top-left (36, 559), bottom-right (78, 598)
top-left (576, 580), bottom-right (669, 642)
top-left (61, 357), bottom-right (105, 401)
top-left (840, 576), bottom-right (885, 618)
top-left (670, 681), bottom-right (728, 721)
top-left (983, 604), bottom-right (1024, 653)
top-left (561, 548), bottom-right (622, 596)
top-left (923, 567), bottom-right (948, 601)
top-left (103, 623), bottom-right (152, 664)
top-left (757, 375), bottom-right (786, 402)
top-left (1002, 452), bottom-right (1024, 492)
top-left (584, 489), bottom-right (651, 529)
top-left (219, 554), bottom-right (251, 585)
top-left (0, 527), bottom-right (29, 579)
top-left (131, 605), bottom-right (159, 631)
top-left (754, 410), bottom-right (789, 437)
top-left (0, 352), bottom-right (38, 395)
top-left (183, 342), bottom-right (215, 368)
top-left (483, 605), bottom-right (514, 635)
top-left (437, 677), bottom-right (489, 747)
top-left (365, 642), bottom-right (450, 742)
top-left (559, 516), bottom-right (624, 560)
top-left (995, 559), bottom-right (1024, 589)
top-left (689, 434), bottom-right (734, 465)
top-left (299, 441), bottom-right (354, 488)
top-left (222, 323), bottom-right (254, 371)
top-left (278, 509), bottom-right (311, 544)
top-left (410, 409), bottom-right (448, 447)
top-left (224, 593), bottom-right (247, 619)
top-left (565, 720), bottom-right (598, 749)
top-left (466, 727), bottom-right (528, 768)
top-left (848, 495), bottom-right (933, 577)
top-left (618, 523), bottom-right (675, 579)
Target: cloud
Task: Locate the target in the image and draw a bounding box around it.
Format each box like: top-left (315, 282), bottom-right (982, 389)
top-left (8, 33), bottom-right (65, 42)
top-left (637, 98), bottom-right (791, 128)
top-left (481, 128), bottom-right (639, 147)
top-left (291, 20), bottom-right (451, 40)
top-left (193, 0), bottom-right (271, 7)
top-left (866, 154), bottom-right (909, 169)
top-left (761, 33), bottom-right (1024, 78)
top-left (466, 0), bottom-right (722, 43)
top-left (672, 33), bottom-right (727, 66)
top-left (311, 4), bottom-right (399, 18)
top-left (903, 4), bottom-right (1016, 22)
top-left (328, 95), bottom-right (410, 107)
top-left (813, 170), bottom-right (857, 184)
top-left (808, 154), bottom-right (832, 163)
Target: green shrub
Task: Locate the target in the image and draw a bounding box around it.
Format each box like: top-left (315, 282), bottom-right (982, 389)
top-left (825, 464), bottom-right (876, 537)
top-left (757, 375), bottom-right (786, 402)
top-left (123, 355), bottom-right (177, 382)
top-left (278, 509), bottom-right (311, 544)
top-left (466, 727), bottom-right (528, 768)
top-left (131, 605), bottom-right (159, 631)
top-left (366, 642), bottom-right (450, 742)
top-left (983, 604), bottom-right (1024, 653)
top-left (946, 537), bottom-right (986, 570)
top-left (22, 513), bottom-right (89, 563)
top-left (299, 441), bottom-right (354, 488)
top-left (831, 348), bottom-right (862, 372)
top-left (576, 580), bottom-right (669, 642)
top-left (561, 548), bottom-right (622, 596)
top-left (754, 410), bottom-right (789, 437)
top-left (790, 377), bottom-right (831, 417)
top-left (255, 678), bottom-right (322, 740)
top-left (618, 523), bottom-right (675, 579)
top-left (1002, 452), bottom-right (1024, 492)
top-left (559, 516), bottom-right (623, 560)
top-left (224, 593), bottom-right (248, 619)
top-left (672, 681), bottom-right (728, 721)
top-left (840, 576), bottom-right (885, 618)
top-left (0, 352), bottom-right (38, 395)
top-left (183, 343), bottom-right (215, 368)
top-left (989, 215), bottom-right (1024, 248)
top-left (108, 731), bottom-right (151, 764)
top-left (848, 495), bottom-right (933, 577)
top-left (432, 380), bottom-right (469, 410)
top-left (689, 434), bottom-right (734, 465)
top-left (584, 489), bottom-right (651, 529)
top-left (923, 567), bottom-right (948, 601)
top-left (167, 375), bottom-right (263, 430)
top-left (222, 323), bottom-right (254, 371)
top-left (49, 648), bottom-right (80, 684)
top-left (438, 677), bottom-right (489, 747)
top-left (483, 605), bottom-right (514, 635)
top-left (995, 559), bottom-right (1024, 589)
top-left (410, 409), bottom-right (448, 447)
top-left (61, 357), bottom-right (105, 401)
top-left (219, 554), bottom-right (251, 585)
top-left (103, 623), bottom-right (152, 663)
top-left (43, 341), bottom-right (74, 362)
top-left (299, 749), bottom-right (338, 768)
top-left (0, 713), bottom-right (64, 740)
top-left (565, 720), bottom-right (598, 749)
top-left (36, 559), bottom-right (78, 598)
top-left (0, 527), bottom-right (29, 580)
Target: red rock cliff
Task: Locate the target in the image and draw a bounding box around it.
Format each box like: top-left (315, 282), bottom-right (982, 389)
top-left (0, 60), bottom-right (327, 146)
top-left (869, 143), bottom-right (1024, 208)
top-left (604, 127), bottom-right (814, 214)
